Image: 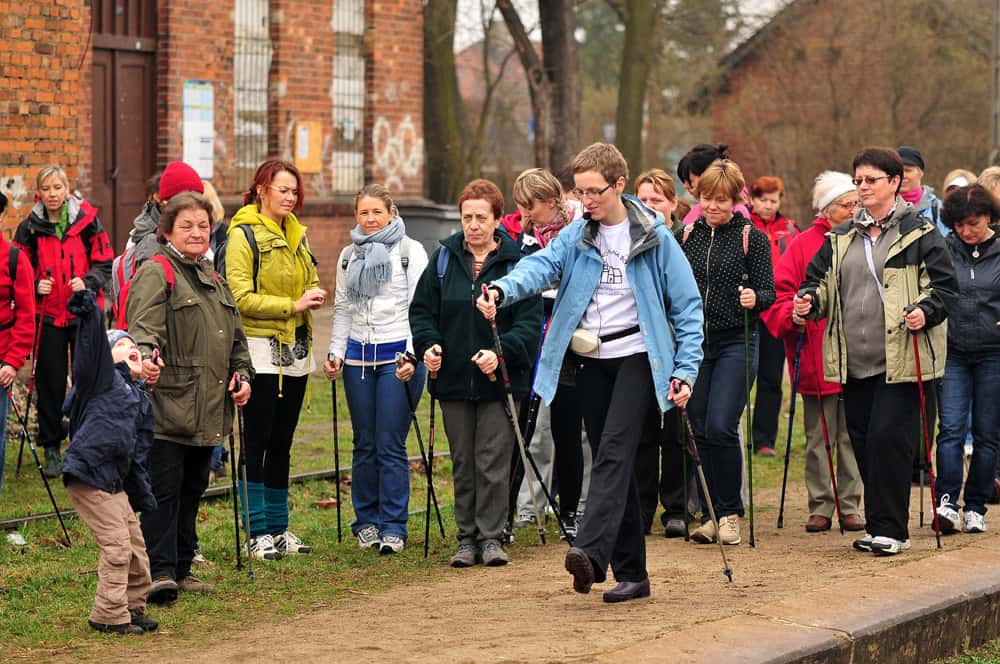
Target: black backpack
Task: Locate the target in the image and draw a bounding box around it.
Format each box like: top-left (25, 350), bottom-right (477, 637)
top-left (1, 246), bottom-right (20, 332)
top-left (215, 225), bottom-right (261, 291)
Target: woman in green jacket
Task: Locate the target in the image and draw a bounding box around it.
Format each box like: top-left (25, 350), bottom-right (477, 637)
top-left (127, 192), bottom-right (253, 604)
top-left (404, 179), bottom-right (542, 568)
top-left (226, 160), bottom-right (327, 560)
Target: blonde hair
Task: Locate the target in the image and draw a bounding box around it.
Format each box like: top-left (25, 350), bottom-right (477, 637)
top-left (36, 165), bottom-right (69, 191)
top-left (354, 183), bottom-right (395, 216)
top-left (572, 142), bottom-right (629, 186)
top-left (200, 180), bottom-right (226, 224)
top-left (942, 168), bottom-right (976, 193)
top-left (695, 159), bottom-right (745, 202)
top-left (977, 166), bottom-right (1000, 197)
top-left (512, 168), bottom-right (563, 210)
top-left (634, 169), bottom-right (678, 202)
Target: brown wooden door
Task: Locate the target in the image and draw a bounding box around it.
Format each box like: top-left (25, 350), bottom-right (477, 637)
top-left (90, 0), bottom-right (157, 252)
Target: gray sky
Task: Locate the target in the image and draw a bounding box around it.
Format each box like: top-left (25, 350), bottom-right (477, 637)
top-left (454, 0), bottom-right (788, 51)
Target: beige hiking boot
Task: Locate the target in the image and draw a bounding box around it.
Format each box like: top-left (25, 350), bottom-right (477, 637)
top-left (718, 515), bottom-right (741, 545)
top-left (690, 520), bottom-right (717, 544)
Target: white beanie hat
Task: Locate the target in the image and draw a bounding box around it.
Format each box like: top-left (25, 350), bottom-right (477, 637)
top-left (812, 171), bottom-right (856, 212)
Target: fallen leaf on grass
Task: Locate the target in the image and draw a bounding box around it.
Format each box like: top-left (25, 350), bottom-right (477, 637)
top-left (313, 498), bottom-right (339, 509)
top-left (409, 461), bottom-right (427, 474)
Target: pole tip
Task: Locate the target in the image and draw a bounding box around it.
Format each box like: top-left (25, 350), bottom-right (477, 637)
top-left (724, 569), bottom-right (734, 583)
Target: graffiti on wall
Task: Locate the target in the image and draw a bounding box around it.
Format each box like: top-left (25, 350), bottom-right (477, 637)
top-left (371, 115), bottom-right (423, 192)
top-left (1, 175), bottom-right (29, 237)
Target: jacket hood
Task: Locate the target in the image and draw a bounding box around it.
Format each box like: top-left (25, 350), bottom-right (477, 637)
top-left (28, 195), bottom-right (90, 232)
top-left (230, 203), bottom-right (308, 253)
top-left (129, 201), bottom-right (161, 242)
top-left (914, 185), bottom-right (939, 213)
top-left (946, 229), bottom-right (1000, 262)
top-left (440, 228), bottom-right (521, 267)
top-left (581, 194), bottom-right (661, 260)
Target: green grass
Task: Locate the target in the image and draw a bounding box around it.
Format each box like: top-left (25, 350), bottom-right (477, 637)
top-left (0, 377), bottom-right (811, 658)
top-left (935, 639), bottom-right (1000, 664)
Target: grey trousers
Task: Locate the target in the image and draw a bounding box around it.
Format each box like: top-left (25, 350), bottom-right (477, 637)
top-left (515, 402), bottom-right (593, 517)
top-left (440, 399), bottom-right (515, 544)
top-left (802, 393), bottom-right (863, 518)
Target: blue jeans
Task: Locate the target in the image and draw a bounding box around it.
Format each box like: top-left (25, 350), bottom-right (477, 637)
top-left (344, 362), bottom-right (426, 540)
top-left (935, 349), bottom-right (1000, 515)
top-left (687, 330), bottom-right (759, 519)
top-left (0, 386), bottom-right (8, 496)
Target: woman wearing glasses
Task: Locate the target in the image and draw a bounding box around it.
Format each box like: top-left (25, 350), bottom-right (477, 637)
top-left (795, 147), bottom-right (957, 556)
top-left (227, 159), bottom-right (328, 560)
top-left (760, 172), bottom-right (864, 533)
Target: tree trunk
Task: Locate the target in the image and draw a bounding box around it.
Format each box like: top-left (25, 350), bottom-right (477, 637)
top-left (615, 0), bottom-right (658, 174)
top-left (423, 0), bottom-right (467, 202)
top-left (539, 1), bottom-right (580, 170)
top-left (497, 0), bottom-right (551, 170)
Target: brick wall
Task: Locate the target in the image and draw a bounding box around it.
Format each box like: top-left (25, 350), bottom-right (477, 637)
top-left (0, 0), bottom-right (91, 236)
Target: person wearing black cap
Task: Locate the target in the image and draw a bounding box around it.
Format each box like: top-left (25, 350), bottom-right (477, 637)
top-left (898, 145), bottom-right (947, 236)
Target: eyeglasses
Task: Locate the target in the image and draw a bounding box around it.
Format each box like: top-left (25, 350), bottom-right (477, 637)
top-left (572, 183), bottom-right (613, 199)
top-left (835, 200), bottom-right (859, 210)
top-left (852, 175), bottom-right (889, 187)
top-left (269, 185), bottom-right (299, 198)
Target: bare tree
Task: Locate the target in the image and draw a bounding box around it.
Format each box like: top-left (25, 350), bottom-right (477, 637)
top-left (538, 1), bottom-right (580, 169)
top-left (424, 0), bottom-right (467, 202)
top-left (612, 0), bottom-right (663, 174)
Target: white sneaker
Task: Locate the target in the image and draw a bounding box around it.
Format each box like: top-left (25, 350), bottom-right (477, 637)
top-left (275, 530), bottom-right (313, 554)
top-left (963, 511), bottom-right (986, 533)
top-left (936, 494), bottom-right (961, 534)
top-left (718, 515), bottom-right (741, 545)
top-left (379, 534), bottom-right (404, 555)
top-left (870, 536), bottom-right (911, 555)
top-left (192, 547), bottom-right (208, 565)
top-left (852, 533), bottom-right (873, 552)
top-left (249, 533), bottom-right (282, 560)
top-left (356, 525), bottom-right (380, 550)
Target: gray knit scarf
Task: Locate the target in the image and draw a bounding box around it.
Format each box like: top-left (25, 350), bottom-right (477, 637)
top-left (345, 216), bottom-right (405, 307)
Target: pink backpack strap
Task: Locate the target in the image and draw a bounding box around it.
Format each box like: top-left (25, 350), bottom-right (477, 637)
top-left (742, 224), bottom-right (750, 256)
top-left (681, 224), bottom-right (694, 245)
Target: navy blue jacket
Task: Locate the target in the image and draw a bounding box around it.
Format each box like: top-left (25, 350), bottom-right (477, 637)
top-left (945, 232), bottom-right (1000, 354)
top-left (62, 290), bottom-right (156, 512)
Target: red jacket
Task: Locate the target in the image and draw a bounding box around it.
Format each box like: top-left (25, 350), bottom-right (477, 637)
top-left (13, 197), bottom-right (113, 327)
top-left (0, 236), bottom-right (36, 370)
top-left (760, 217), bottom-right (840, 396)
top-left (750, 210), bottom-right (799, 270)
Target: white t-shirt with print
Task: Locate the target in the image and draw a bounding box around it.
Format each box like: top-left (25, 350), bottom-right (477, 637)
top-left (578, 219), bottom-right (646, 359)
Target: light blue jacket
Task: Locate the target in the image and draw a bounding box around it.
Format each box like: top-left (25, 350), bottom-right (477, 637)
top-left (493, 195), bottom-right (704, 412)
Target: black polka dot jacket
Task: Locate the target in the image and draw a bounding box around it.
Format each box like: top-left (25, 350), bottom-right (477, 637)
top-left (676, 212), bottom-right (775, 337)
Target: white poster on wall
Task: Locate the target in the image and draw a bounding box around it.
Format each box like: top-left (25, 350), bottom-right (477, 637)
top-left (182, 80), bottom-right (214, 179)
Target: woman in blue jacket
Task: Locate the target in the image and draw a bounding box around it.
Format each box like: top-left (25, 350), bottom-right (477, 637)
top-left (934, 184), bottom-right (1000, 535)
top-left (478, 143), bottom-right (704, 603)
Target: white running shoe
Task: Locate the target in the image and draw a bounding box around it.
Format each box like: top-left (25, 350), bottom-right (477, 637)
top-left (356, 525), bottom-right (381, 550)
top-left (379, 534), bottom-right (404, 554)
top-left (870, 536), bottom-right (911, 555)
top-left (275, 530), bottom-right (313, 554)
top-left (249, 533), bottom-right (282, 560)
top-left (963, 511), bottom-right (986, 533)
top-left (936, 494), bottom-right (961, 534)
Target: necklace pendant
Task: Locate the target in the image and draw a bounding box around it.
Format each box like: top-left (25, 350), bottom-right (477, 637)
top-left (973, 248), bottom-right (980, 259)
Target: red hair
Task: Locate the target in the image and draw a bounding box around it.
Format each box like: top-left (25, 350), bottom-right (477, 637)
top-left (750, 176), bottom-right (785, 199)
top-left (243, 159), bottom-right (304, 213)
top-left (458, 179), bottom-right (504, 220)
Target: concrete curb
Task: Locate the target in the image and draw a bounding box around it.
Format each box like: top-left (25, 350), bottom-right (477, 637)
top-left (597, 542), bottom-right (1000, 663)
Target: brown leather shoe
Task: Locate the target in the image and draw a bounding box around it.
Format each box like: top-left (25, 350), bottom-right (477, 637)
top-left (840, 514), bottom-right (866, 531)
top-left (805, 515), bottom-right (832, 532)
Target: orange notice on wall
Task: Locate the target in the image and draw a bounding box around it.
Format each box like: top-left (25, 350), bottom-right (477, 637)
top-left (294, 121), bottom-right (323, 174)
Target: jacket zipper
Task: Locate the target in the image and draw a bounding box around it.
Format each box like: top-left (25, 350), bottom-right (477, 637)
top-left (703, 227), bottom-right (715, 336)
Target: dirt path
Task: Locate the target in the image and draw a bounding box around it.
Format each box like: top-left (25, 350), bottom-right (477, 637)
top-left (83, 482), bottom-right (991, 664)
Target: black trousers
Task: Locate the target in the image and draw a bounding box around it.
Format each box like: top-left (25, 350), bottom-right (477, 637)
top-left (637, 407), bottom-right (691, 531)
top-left (575, 353), bottom-right (654, 584)
top-left (843, 374), bottom-right (925, 541)
top-left (241, 374), bottom-right (308, 488)
top-left (36, 323), bottom-right (75, 449)
top-left (140, 440), bottom-right (213, 581)
top-left (752, 322), bottom-right (785, 450)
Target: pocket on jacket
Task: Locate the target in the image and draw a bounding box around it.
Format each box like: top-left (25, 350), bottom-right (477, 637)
top-left (153, 367), bottom-right (201, 438)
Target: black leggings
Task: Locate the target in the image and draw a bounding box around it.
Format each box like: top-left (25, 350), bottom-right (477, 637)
top-left (241, 374), bottom-right (308, 489)
top-left (36, 323), bottom-right (75, 449)
top-left (549, 382), bottom-right (584, 515)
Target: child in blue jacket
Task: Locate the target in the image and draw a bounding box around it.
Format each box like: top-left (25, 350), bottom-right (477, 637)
top-left (62, 290), bottom-right (158, 635)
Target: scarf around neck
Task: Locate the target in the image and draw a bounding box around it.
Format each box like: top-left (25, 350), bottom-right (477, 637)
top-left (345, 216), bottom-right (405, 307)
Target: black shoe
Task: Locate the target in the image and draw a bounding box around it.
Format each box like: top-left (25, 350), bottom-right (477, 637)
top-left (664, 518), bottom-right (687, 539)
top-left (89, 619), bottom-right (145, 636)
top-left (564, 547), bottom-right (594, 594)
top-left (129, 608), bottom-right (158, 632)
top-left (147, 577), bottom-right (179, 605)
top-left (42, 446), bottom-right (62, 479)
top-left (602, 578), bottom-right (651, 603)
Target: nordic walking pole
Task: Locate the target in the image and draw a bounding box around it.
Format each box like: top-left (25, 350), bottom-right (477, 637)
top-left (777, 332), bottom-right (804, 529)
top-left (7, 390), bottom-right (72, 546)
top-left (806, 329), bottom-right (845, 535)
top-left (425, 350), bottom-right (439, 558)
top-left (681, 435), bottom-right (690, 542)
top-left (226, 370), bottom-right (243, 570)
top-left (328, 354), bottom-right (342, 544)
top-left (680, 401), bottom-right (733, 583)
top-left (17, 268), bottom-right (50, 476)
top-left (233, 372), bottom-right (254, 578)
top-left (396, 353), bottom-right (446, 540)
top-left (908, 319), bottom-right (942, 548)
top-left (741, 292), bottom-right (756, 547)
top-left (480, 285), bottom-right (548, 545)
